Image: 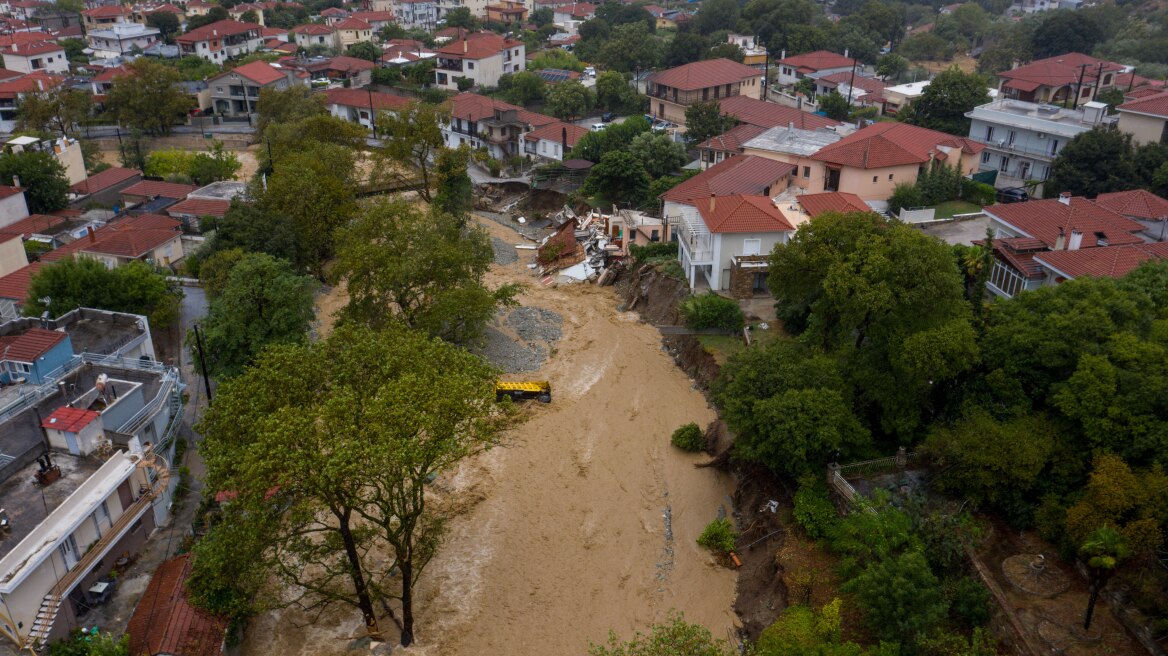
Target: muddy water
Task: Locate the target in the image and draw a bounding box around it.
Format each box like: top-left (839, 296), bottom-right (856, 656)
top-left (242, 215), bottom-right (739, 655)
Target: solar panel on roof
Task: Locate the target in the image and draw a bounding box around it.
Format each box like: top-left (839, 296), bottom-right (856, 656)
top-left (536, 68), bottom-right (574, 83)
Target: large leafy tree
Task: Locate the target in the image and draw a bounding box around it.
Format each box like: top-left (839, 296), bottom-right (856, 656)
top-left (628, 131), bottom-right (687, 178)
top-left (255, 85), bottom-right (326, 139)
top-left (545, 79), bottom-right (595, 121)
top-left (16, 87), bottom-right (92, 137)
top-left (589, 612), bottom-right (734, 656)
top-left (665, 32), bottom-right (709, 67)
top-left (1047, 128), bottom-right (1137, 198)
top-left (843, 552), bottom-right (948, 642)
top-left (581, 150), bottom-right (651, 207)
top-left (0, 150), bottom-right (68, 213)
top-left (376, 101), bottom-right (449, 201)
top-left (571, 115), bottom-right (651, 162)
top-left (595, 70), bottom-right (639, 113)
top-left (900, 67), bottom-right (988, 136)
top-left (24, 259), bottom-right (181, 328)
top-left (696, 0), bottom-right (739, 34)
top-left (145, 10), bottom-right (180, 42)
top-left (332, 198), bottom-right (519, 343)
top-left (433, 145), bottom-right (474, 220)
top-left (195, 324), bottom-right (504, 647)
top-left (498, 70), bottom-right (546, 106)
top-left (684, 100), bottom-right (734, 145)
top-left (187, 253), bottom-right (317, 378)
top-left (596, 23), bottom-right (661, 73)
top-left (1063, 454), bottom-right (1167, 558)
top-left (1032, 10), bottom-right (1104, 59)
top-left (818, 90), bottom-right (851, 121)
top-left (106, 58), bottom-right (192, 135)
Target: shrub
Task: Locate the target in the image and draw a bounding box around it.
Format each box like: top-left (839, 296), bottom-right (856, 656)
top-left (486, 158), bottom-right (501, 177)
top-left (888, 181), bottom-right (924, 215)
top-left (948, 576), bottom-right (991, 628)
top-left (961, 178), bottom-right (996, 207)
top-left (629, 241), bottom-right (678, 261)
top-left (671, 422), bottom-right (704, 451)
top-left (680, 292), bottom-right (744, 332)
top-left (793, 477), bottom-right (838, 539)
top-left (697, 518), bottom-right (737, 555)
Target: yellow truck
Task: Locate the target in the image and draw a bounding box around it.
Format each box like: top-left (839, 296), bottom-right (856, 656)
top-left (495, 381), bottom-right (552, 403)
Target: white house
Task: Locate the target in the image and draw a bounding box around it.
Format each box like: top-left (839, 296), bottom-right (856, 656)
top-left (175, 19), bottom-right (264, 63)
top-left (433, 32), bottom-right (525, 91)
top-left (84, 23), bottom-right (161, 59)
top-left (291, 23), bottom-right (340, 51)
top-left (322, 87), bottom-right (411, 133)
top-left (0, 41), bottom-right (67, 74)
top-left (442, 92), bottom-right (556, 160)
top-left (519, 121), bottom-right (587, 162)
top-left (393, 0), bottom-right (437, 30)
top-left (0, 184), bottom-right (29, 229)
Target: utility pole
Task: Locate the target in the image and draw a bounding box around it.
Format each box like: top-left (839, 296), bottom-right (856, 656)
top-left (1072, 63), bottom-right (1088, 109)
top-left (367, 85), bottom-right (377, 138)
top-left (846, 57), bottom-right (859, 105)
top-left (191, 323), bottom-right (213, 403)
top-left (1091, 62), bottom-right (1104, 102)
top-left (760, 37), bottom-right (769, 102)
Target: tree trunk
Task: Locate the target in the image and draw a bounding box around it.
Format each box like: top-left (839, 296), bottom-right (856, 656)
top-left (1083, 581), bottom-right (1101, 631)
top-left (338, 515), bottom-right (381, 640)
top-left (400, 559), bottom-right (414, 647)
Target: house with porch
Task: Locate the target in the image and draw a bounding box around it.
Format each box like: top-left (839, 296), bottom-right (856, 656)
top-left (291, 23), bottom-right (340, 51)
top-left (334, 17), bottom-right (373, 48)
top-left (0, 41), bottom-right (65, 74)
top-left (662, 155), bottom-right (796, 293)
top-left (323, 87), bottom-right (411, 133)
top-left (176, 19), bottom-right (264, 63)
top-left (519, 120), bottom-right (588, 162)
top-left (645, 58), bottom-right (762, 125)
top-left (775, 50), bottom-right (855, 87)
top-left (433, 32), bottom-right (525, 91)
top-left (207, 60), bottom-right (302, 118)
top-left (442, 92), bottom-right (555, 160)
top-left (995, 53), bottom-right (1124, 106)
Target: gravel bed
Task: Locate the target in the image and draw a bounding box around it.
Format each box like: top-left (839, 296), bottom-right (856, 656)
top-left (507, 306), bottom-right (563, 342)
top-left (474, 327), bottom-right (548, 372)
top-left (491, 237), bottom-right (518, 265)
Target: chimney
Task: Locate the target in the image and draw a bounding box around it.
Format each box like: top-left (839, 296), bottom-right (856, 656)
top-left (463, 38), bottom-right (468, 53)
top-left (87, 225), bottom-right (96, 243)
top-left (709, 193), bottom-right (715, 212)
top-left (11, 174), bottom-right (19, 189)
top-left (787, 120), bottom-right (794, 136)
top-left (1054, 227), bottom-right (1065, 251)
top-left (1058, 191), bottom-right (1071, 205)
top-left (780, 49), bottom-right (786, 60)
top-left (1068, 229), bottom-right (1083, 251)
top-left (843, 48), bottom-right (849, 59)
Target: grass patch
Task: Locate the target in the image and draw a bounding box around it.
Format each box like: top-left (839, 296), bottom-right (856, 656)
top-left (933, 200), bottom-right (982, 219)
top-left (697, 322), bottom-right (784, 363)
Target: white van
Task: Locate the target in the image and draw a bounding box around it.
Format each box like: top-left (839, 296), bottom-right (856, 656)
top-left (590, 123), bottom-right (606, 131)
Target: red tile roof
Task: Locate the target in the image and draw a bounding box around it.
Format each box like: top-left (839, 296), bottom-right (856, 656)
top-left (322, 55), bottom-right (374, 73)
top-left (717, 95), bottom-right (840, 130)
top-left (798, 191), bottom-right (871, 217)
top-left (92, 64), bottom-right (132, 82)
top-left (321, 87), bottom-right (411, 111)
top-left (0, 40), bottom-right (64, 56)
top-left (694, 194), bottom-right (794, 233)
top-left (982, 237), bottom-right (1048, 277)
top-left (0, 185), bottom-right (23, 199)
top-left (0, 72), bottom-right (65, 99)
top-left (218, 59), bottom-right (286, 85)
top-left (986, 197), bottom-right (1147, 249)
top-left (810, 122), bottom-right (983, 169)
top-left (1095, 189), bottom-right (1168, 220)
top-left (0, 327), bottom-right (66, 362)
top-left (291, 23), bottom-right (335, 35)
top-left (436, 32), bottom-right (521, 60)
top-left (81, 228), bottom-right (180, 259)
top-left (1035, 242), bottom-right (1168, 279)
top-left (661, 155), bottom-right (795, 204)
top-left (648, 58), bottom-right (760, 92)
top-left (41, 406), bottom-right (100, 432)
top-left (167, 197), bottom-right (230, 218)
top-left (777, 50), bottom-right (855, 72)
top-left (818, 71), bottom-right (885, 95)
top-left (696, 123), bottom-right (767, 153)
top-left (448, 92), bottom-right (556, 127)
top-left (127, 554), bottom-right (229, 656)
top-left (0, 214), bottom-right (66, 238)
top-left (998, 53), bottom-right (1125, 92)
top-left (334, 17), bottom-right (372, 30)
top-left (118, 213), bottom-right (183, 231)
top-left (319, 6), bottom-right (348, 15)
top-left (82, 5), bottom-right (131, 17)
top-left (523, 121), bottom-right (588, 148)
top-left (352, 10), bottom-right (393, 21)
top-left (69, 167), bottom-right (141, 195)
top-left (120, 180), bottom-right (198, 199)
top-left (434, 26), bottom-right (470, 40)
top-left (177, 19), bottom-right (261, 44)
top-left (0, 262), bottom-right (41, 301)
top-left (1117, 90), bottom-right (1168, 119)
top-left (258, 26), bottom-right (287, 37)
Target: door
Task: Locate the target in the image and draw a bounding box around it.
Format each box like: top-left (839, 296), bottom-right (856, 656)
top-left (60, 535), bottom-right (79, 569)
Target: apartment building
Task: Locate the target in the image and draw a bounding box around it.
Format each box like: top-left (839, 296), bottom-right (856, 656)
top-left (175, 19), bottom-right (264, 63)
top-left (84, 23), bottom-right (161, 59)
top-left (394, 0), bottom-right (437, 30)
top-left (433, 32), bottom-right (525, 91)
top-left (0, 309), bottom-right (181, 650)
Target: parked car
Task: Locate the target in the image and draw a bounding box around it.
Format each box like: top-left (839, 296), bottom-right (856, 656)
top-left (602, 111), bottom-right (616, 122)
top-left (584, 66), bottom-right (596, 77)
top-left (996, 187), bottom-right (1029, 204)
top-left (590, 123), bottom-right (607, 131)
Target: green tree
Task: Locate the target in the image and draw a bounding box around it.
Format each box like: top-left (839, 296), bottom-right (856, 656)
top-left (531, 6), bottom-right (554, 26)
top-left (0, 150), bottom-right (68, 213)
top-left (589, 612), bottom-right (734, 656)
top-left (876, 53), bottom-right (908, 80)
top-left (204, 199), bottom-right (297, 264)
top-left (696, 0), bottom-right (740, 35)
top-left (705, 44), bottom-right (745, 63)
top-left (570, 115), bottom-right (651, 162)
top-left (900, 67), bottom-right (989, 136)
top-left (433, 145), bottom-right (474, 220)
top-left (530, 48), bottom-right (585, 72)
top-left (196, 324), bottom-right (503, 647)
top-left (595, 70), bottom-right (639, 112)
top-left (239, 9), bottom-right (259, 22)
top-left (596, 23), bottom-right (661, 73)
top-left (197, 247), bottom-right (246, 299)
top-left (628, 131), bottom-right (687, 178)
top-left (189, 141), bottom-right (242, 185)
top-left (844, 551), bottom-right (948, 642)
top-left (818, 90), bottom-right (851, 121)
top-left (897, 32), bottom-right (954, 61)
top-left (499, 70), bottom-right (546, 106)
top-left (1047, 128), bottom-right (1137, 198)
top-left (106, 58), bottom-right (192, 135)
top-left (1079, 526), bottom-right (1130, 631)
top-left (665, 32), bottom-right (709, 67)
top-left (1032, 10), bottom-right (1103, 59)
top-left (188, 253), bottom-right (316, 378)
top-left (255, 84), bottom-right (327, 141)
top-left (755, 599), bottom-right (861, 656)
top-left (684, 100), bottom-right (734, 145)
top-left (545, 79), bottom-right (595, 121)
top-left (346, 40), bottom-right (381, 62)
top-left (1064, 454), bottom-right (1167, 558)
top-left (376, 101), bottom-right (449, 201)
top-left (16, 87), bottom-right (92, 137)
top-left (444, 6), bottom-right (479, 29)
top-left (146, 10), bottom-right (180, 42)
top-left (582, 150), bottom-right (651, 206)
top-left (24, 259), bottom-right (181, 328)
top-left (332, 198), bottom-right (519, 343)
top-left (47, 629), bottom-right (128, 656)
top-left (887, 181), bottom-right (923, 215)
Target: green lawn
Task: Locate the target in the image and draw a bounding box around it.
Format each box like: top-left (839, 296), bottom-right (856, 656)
top-left (933, 200), bottom-right (983, 219)
top-left (697, 322), bottom-right (785, 363)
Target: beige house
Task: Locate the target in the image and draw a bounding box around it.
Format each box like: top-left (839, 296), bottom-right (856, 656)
top-left (292, 23), bottom-right (340, 51)
top-left (1117, 90), bottom-right (1168, 146)
top-left (0, 185), bottom-right (28, 229)
top-left (334, 17), bottom-right (373, 48)
top-left (0, 231), bottom-right (27, 278)
top-left (739, 124), bottom-right (842, 192)
top-left (645, 58), bottom-right (762, 125)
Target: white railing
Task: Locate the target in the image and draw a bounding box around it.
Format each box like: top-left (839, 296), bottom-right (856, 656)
top-left (116, 369), bottom-right (178, 435)
top-left (0, 354), bottom-right (172, 426)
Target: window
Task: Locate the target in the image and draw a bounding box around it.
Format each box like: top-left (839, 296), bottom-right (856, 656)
top-left (888, 174), bottom-right (894, 181)
top-left (999, 156), bottom-right (1009, 172)
top-left (467, 61), bottom-right (474, 69)
top-left (1050, 139), bottom-right (1059, 156)
top-left (802, 166), bottom-right (810, 178)
top-left (985, 125), bottom-right (994, 141)
top-left (872, 176), bottom-right (877, 183)
top-left (981, 151), bottom-right (991, 164)
top-left (1103, 74), bottom-right (1112, 85)
top-left (1007, 130), bottom-right (1016, 145)
top-left (1037, 132), bottom-right (1046, 140)
top-left (12, 362), bottom-right (30, 374)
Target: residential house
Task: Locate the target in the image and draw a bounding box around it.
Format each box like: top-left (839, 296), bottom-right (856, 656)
top-left (43, 213), bottom-right (184, 268)
top-left (68, 167), bottom-right (142, 208)
top-left (130, 4), bottom-right (185, 27)
top-left (350, 10), bottom-right (394, 30)
top-left (334, 17), bottom-right (373, 48)
top-left (882, 80), bottom-right (929, 115)
top-left (175, 19), bottom-right (264, 63)
top-left (365, 0), bottom-right (393, 12)
top-left (322, 87), bottom-right (411, 133)
top-left (551, 2), bottom-right (594, 33)
top-left (485, 1), bottom-right (526, 23)
top-left (433, 26), bottom-right (471, 43)
top-left (0, 185), bottom-right (29, 228)
top-left (87, 64), bottom-right (131, 103)
top-left (645, 58), bottom-right (762, 125)
top-left (0, 230), bottom-right (26, 278)
top-left (737, 122), bottom-right (844, 189)
top-left (695, 123), bottom-right (766, 169)
top-left (258, 25), bottom-right (288, 41)
top-left (662, 154), bottom-right (795, 292)
top-left (286, 55), bottom-right (372, 86)
top-left (0, 309), bottom-right (180, 650)
top-left (433, 33), bottom-right (525, 91)
top-left (442, 92), bottom-right (555, 159)
top-left (0, 260), bottom-right (39, 318)
top-left (126, 555), bottom-right (229, 656)
top-left (183, 0), bottom-right (213, 17)
top-left (1095, 189), bottom-right (1168, 226)
top-left (228, 2), bottom-right (265, 24)
top-left (207, 60), bottom-right (302, 117)
top-left (119, 180), bottom-right (196, 210)
top-left (80, 4), bottom-right (131, 28)
top-left (1116, 90), bottom-right (1168, 146)
top-left (166, 180), bottom-right (245, 232)
top-left (807, 122), bottom-right (984, 200)
top-left (84, 23), bottom-right (160, 59)
top-left (1034, 242), bottom-right (1168, 283)
top-left (519, 120), bottom-right (588, 162)
top-left (813, 71), bottom-right (885, 109)
top-left (0, 41), bottom-right (66, 74)
top-left (982, 193), bottom-right (1147, 297)
top-left (4, 136), bottom-right (85, 186)
top-left (716, 95), bottom-right (840, 130)
top-left (319, 6), bottom-right (348, 23)
top-left (966, 98), bottom-right (1111, 192)
top-left (775, 190), bottom-right (872, 229)
top-left (995, 53), bottom-right (1124, 105)
top-left (0, 72), bottom-right (64, 133)
top-left (291, 23), bottom-right (340, 51)
top-left (776, 50), bottom-right (855, 87)
top-left (393, 0), bottom-right (437, 30)
top-left (726, 33), bottom-right (766, 67)
top-left (380, 39), bottom-right (436, 66)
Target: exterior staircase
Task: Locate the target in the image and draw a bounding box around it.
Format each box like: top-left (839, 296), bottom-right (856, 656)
top-left (24, 450), bottom-right (170, 649)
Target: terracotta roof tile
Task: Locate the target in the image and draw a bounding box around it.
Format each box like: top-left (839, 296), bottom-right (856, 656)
top-left (334, 17), bottom-right (371, 30)
top-left (717, 95), bottom-right (839, 130)
top-left (127, 555), bottom-right (229, 656)
top-left (986, 197), bottom-right (1147, 249)
top-left (0, 327), bottom-right (65, 362)
top-left (1094, 189), bottom-right (1168, 220)
top-left (81, 228), bottom-right (180, 259)
top-left (291, 23), bottom-right (335, 35)
top-left (777, 50), bottom-right (855, 71)
top-left (448, 92), bottom-right (555, 126)
top-left (697, 123), bottom-right (767, 153)
top-left (661, 155), bottom-right (795, 204)
top-left (695, 194), bottom-right (794, 233)
top-left (798, 191), bottom-right (870, 217)
top-left (436, 32), bottom-right (520, 59)
top-left (810, 122), bottom-right (983, 169)
top-left (647, 58), bottom-right (760, 92)
top-left (41, 406), bottom-right (99, 432)
top-left (216, 59), bottom-right (286, 85)
top-left (121, 180), bottom-right (198, 199)
top-left (0, 262), bottom-right (40, 301)
top-left (1035, 242), bottom-right (1168, 279)
top-left (69, 167), bottom-right (141, 195)
top-left (321, 87), bottom-right (411, 111)
top-left (177, 19), bottom-right (261, 44)
top-left (523, 121), bottom-right (588, 148)
top-left (0, 214), bottom-right (65, 238)
top-left (1117, 90), bottom-right (1168, 119)
top-left (167, 198), bottom-right (230, 217)
top-left (998, 53), bottom-right (1125, 91)
top-left (0, 40), bottom-right (64, 56)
